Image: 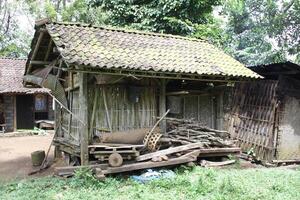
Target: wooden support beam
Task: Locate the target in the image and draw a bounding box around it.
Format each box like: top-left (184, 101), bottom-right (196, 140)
top-left (79, 73), bottom-right (89, 165)
top-left (159, 79), bottom-right (166, 133)
top-left (27, 31), bottom-right (45, 74)
top-left (30, 60), bottom-right (52, 65)
top-left (44, 40), bottom-right (53, 61)
top-left (71, 67), bottom-right (243, 82)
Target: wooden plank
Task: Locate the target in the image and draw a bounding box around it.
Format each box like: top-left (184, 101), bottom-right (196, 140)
top-left (90, 150), bottom-right (138, 154)
top-left (199, 147), bottom-right (241, 154)
top-left (272, 159), bottom-right (300, 164)
top-left (89, 144), bottom-right (145, 148)
top-left (79, 73), bottom-right (89, 165)
top-left (102, 155), bottom-right (197, 175)
top-left (136, 142), bottom-right (204, 161)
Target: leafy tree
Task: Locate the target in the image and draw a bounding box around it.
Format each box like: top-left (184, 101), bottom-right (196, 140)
top-left (62, 0), bottom-right (222, 40)
top-left (222, 0), bottom-right (300, 65)
top-left (0, 0), bottom-right (32, 57)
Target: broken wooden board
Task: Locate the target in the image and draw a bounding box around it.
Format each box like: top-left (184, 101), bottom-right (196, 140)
top-left (100, 151), bottom-right (199, 175)
top-left (197, 147), bottom-right (241, 157)
top-left (136, 142), bottom-right (204, 162)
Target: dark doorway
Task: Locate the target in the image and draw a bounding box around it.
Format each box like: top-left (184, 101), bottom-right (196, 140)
top-left (16, 95), bottom-right (34, 129)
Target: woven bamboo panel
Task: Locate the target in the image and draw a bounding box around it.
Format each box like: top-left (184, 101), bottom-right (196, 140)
top-left (91, 85), bottom-right (157, 133)
top-left (229, 80), bottom-right (279, 161)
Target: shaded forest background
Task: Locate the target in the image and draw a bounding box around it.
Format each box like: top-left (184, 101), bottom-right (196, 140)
top-left (0, 0), bottom-right (299, 66)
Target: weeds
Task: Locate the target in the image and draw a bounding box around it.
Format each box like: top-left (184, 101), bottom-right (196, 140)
top-left (0, 167), bottom-right (299, 200)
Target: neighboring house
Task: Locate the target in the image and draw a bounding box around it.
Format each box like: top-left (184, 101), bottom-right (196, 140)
top-left (229, 62), bottom-right (300, 162)
top-left (23, 20), bottom-right (260, 165)
top-left (0, 58), bottom-right (54, 132)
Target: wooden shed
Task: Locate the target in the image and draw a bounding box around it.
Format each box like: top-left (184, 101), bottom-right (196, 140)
top-left (23, 20), bottom-right (260, 166)
top-left (0, 58), bottom-right (54, 133)
top-left (229, 62), bottom-right (300, 162)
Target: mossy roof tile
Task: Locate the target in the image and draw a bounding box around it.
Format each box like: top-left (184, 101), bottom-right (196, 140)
top-left (45, 22), bottom-right (261, 78)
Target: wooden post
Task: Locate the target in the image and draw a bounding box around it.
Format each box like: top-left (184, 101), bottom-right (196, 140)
top-left (217, 92), bottom-right (224, 130)
top-left (79, 72), bottom-right (89, 165)
top-left (159, 79), bottom-right (166, 133)
top-left (13, 96), bottom-right (17, 132)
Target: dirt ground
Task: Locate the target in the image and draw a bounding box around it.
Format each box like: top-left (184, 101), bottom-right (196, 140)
top-left (0, 134), bottom-right (56, 182)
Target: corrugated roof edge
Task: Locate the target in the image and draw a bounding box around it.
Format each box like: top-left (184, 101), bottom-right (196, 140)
top-left (248, 60), bottom-right (300, 68)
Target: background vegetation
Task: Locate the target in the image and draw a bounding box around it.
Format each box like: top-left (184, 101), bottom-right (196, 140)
top-left (1, 167), bottom-right (300, 200)
top-left (0, 0), bottom-right (299, 65)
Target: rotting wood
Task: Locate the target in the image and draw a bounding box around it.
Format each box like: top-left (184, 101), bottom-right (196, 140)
top-left (159, 117), bottom-right (234, 148)
top-left (136, 142), bottom-right (204, 162)
top-left (79, 73), bottom-right (89, 165)
top-left (100, 153), bottom-right (197, 175)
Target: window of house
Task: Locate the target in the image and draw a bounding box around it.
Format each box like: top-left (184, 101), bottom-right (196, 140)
top-left (35, 94), bottom-right (47, 112)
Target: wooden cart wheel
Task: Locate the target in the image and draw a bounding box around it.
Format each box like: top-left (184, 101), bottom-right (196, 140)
top-left (108, 153), bottom-right (123, 167)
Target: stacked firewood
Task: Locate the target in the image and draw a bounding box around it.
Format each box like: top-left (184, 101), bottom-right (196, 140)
top-left (159, 118), bottom-right (236, 148)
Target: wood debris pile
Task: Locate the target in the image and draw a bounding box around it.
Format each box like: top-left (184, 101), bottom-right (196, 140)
top-left (159, 118), bottom-right (236, 149)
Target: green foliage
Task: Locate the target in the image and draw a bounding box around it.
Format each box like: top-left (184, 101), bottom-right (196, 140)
top-left (0, 0), bottom-right (32, 58)
top-left (1, 167), bottom-right (300, 200)
top-left (87, 0), bottom-right (221, 35)
top-left (222, 0), bottom-right (300, 65)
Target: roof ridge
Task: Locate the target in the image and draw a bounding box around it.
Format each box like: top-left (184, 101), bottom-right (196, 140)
top-left (45, 21), bottom-right (207, 43)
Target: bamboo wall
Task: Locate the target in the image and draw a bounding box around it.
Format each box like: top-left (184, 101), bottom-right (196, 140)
top-left (89, 85), bottom-right (157, 135)
top-left (229, 80), bottom-right (278, 161)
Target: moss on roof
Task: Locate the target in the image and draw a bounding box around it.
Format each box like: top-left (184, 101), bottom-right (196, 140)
top-left (41, 21), bottom-right (261, 79)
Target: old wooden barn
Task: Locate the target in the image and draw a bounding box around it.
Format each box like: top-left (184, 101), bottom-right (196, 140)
top-left (0, 58), bottom-right (54, 133)
top-left (229, 62), bottom-right (300, 162)
top-left (23, 20), bottom-right (260, 168)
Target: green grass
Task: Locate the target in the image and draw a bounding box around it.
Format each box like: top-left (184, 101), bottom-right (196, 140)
top-left (0, 167), bottom-right (300, 200)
